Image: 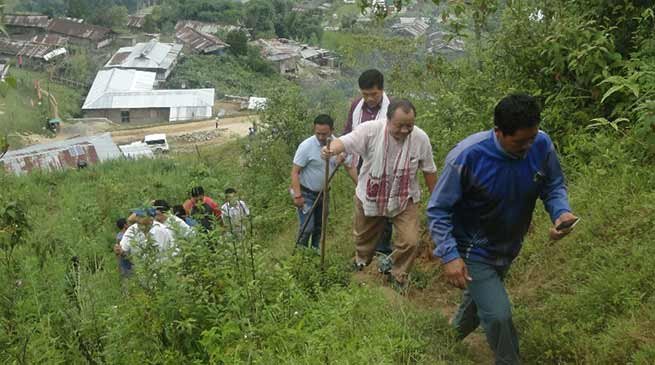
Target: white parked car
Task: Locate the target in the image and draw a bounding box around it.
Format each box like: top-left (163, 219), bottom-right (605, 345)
top-left (144, 133), bottom-right (169, 153)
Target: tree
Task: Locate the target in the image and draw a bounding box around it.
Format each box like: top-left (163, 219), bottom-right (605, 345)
top-left (226, 30), bottom-right (248, 56)
top-left (244, 0), bottom-right (275, 38)
top-left (96, 5), bottom-right (128, 29)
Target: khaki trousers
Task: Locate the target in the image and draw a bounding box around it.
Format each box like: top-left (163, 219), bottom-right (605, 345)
top-left (353, 196), bottom-right (419, 283)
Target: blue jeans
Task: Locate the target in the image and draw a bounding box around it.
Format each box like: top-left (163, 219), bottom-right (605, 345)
top-left (296, 189), bottom-right (323, 249)
top-left (452, 260), bottom-right (519, 365)
top-left (118, 256), bottom-right (133, 277)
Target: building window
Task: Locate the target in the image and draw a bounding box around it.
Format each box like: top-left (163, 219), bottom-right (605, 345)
top-left (121, 111), bottom-right (130, 123)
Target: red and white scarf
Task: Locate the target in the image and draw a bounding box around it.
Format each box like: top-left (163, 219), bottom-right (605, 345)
top-left (363, 123), bottom-right (412, 217)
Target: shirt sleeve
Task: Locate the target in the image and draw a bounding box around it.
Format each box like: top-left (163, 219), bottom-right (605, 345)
top-left (293, 140), bottom-right (310, 167)
top-left (240, 201), bottom-right (250, 216)
top-left (205, 197), bottom-right (222, 217)
top-left (418, 134), bottom-right (437, 173)
top-left (540, 142), bottom-right (572, 222)
top-left (426, 162), bottom-right (464, 264)
top-left (340, 122), bottom-right (369, 156)
top-left (119, 225), bottom-right (136, 253)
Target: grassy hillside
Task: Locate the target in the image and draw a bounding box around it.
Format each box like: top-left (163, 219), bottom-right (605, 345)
top-left (0, 69), bottom-right (84, 139)
top-left (0, 145), bottom-right (473, 364)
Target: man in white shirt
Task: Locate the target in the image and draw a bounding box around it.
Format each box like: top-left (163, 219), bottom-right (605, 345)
top-left (221, 188), bottom-right (251, 238)
top-left (321, 99), bottom-right (437, 288)
top-left (114, 206), bottom-right (179, 262)
top-left (153, 199), bottom-right (192, 239)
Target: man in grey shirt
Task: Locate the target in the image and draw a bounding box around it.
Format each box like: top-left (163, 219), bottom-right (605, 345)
top-left (290, 114), bottom-right (354, 249)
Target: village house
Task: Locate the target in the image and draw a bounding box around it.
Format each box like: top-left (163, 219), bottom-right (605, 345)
top-left (0, 39), bottom-right (66, 68)
top-left (254, 38), bottom-right (339, 75)
top-left (427, 31), bottom-right (465, 54)
top-left (82, 68), bottom-right (215, 124)
top-left (175, 20), bottom-right (244, 36)
top-left (254, 39), bottom-right (301, 74)
top-left (127, 15), bottom-right (146, 31)
top-left (3, 14), bottom-right (50, 37)
top-left (391, 17), bottom-right (430, 38)
top-left (176, 26), bottom-right (229, 55)
top-left (104, 40), bottom-right (183, 84)
top-left (47, 18), bottom-right (113, 48)
top-left (30, 34), bottom-right (69, 47)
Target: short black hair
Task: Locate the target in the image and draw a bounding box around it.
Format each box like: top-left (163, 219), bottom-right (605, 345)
top-left (386, 99), bottom-right (417, 120)
top-left (153, 199), bottom-right (170, 213)
top-left (494, 93), bottom-right (541, 135)
top-left (225, 188), bottom-right (237, 195)
top-left (358, 69), bottom-right (384, 90)
top-left (116, 218), bottom-right (127, 229)
top-left (172, 205), bottom-right (187, 218)
top-left (313, 114), bottom-right (334, 129)
top-left (191, 186), bottom-right (204, 197)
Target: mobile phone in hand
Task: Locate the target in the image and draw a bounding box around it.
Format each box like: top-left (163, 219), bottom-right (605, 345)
top-left (556, 217), bottom-right (580, 231)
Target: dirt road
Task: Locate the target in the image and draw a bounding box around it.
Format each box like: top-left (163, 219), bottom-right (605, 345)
top-left (110, 115), bottom-right (257, 145)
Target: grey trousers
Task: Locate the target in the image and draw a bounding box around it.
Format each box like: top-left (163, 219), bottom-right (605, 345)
top-left (452, 260), bottom-right (520, 365)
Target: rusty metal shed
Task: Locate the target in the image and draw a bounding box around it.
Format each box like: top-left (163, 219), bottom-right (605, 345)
top-left (0, 133), bottom-right (121, 175)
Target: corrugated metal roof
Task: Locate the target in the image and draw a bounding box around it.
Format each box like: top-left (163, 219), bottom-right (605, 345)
top-left (127, 15), bottom-right (146, 29)
top-left (31, 34), bottom-right (69, 47)
top-left (175, 20), bottom-right (243, 35)
top-left (176, 26), bottom-right (228, 54)
top-left (392, 18), bottom-right (430, 38)
top-left (105, 40), bottom-right (182, 71)
top-left (84, 89), bottom-right (215, 110)
top-left (83, 69), bottom-right (156, 109)
top-left (0, 133), bottom-right (120, 175)
top-left (47, 18), bottom-right (112, 42)
top-left (3, 14), bottom-right (50, 29)
top-left (118, 141), bottom-right (154, 159)
top-left (0, 39), bottom-right (56, 59)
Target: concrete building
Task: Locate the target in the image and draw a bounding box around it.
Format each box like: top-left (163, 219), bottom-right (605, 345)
top-left (104, 40), bottom-right (183, 84)
top-left (82, 68), bottom-right (214, 124)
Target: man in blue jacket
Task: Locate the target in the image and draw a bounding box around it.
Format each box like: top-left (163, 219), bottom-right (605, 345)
top-left (427, 93), bottom-right (578, 364)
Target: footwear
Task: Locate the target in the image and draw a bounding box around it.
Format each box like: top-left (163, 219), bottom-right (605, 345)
top-left (387, 274), bottom-right (409, 294)
top-left (376, 254), bottom-right (392, 275)
top-left (352, 260), bottom-right (366, 272)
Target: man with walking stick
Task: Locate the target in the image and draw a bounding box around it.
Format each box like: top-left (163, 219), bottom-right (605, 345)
top-left (290, 114), bottom-right (355, 250)
top-left (321, 99), bottom-right (437, 290)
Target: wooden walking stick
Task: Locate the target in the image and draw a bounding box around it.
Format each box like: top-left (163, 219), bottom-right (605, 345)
top-left (319, 138), bottom-right (332, 269)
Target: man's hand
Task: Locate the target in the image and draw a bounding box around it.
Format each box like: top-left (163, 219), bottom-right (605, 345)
top-left (335, 153), bottom-right (347, 166)
top-left (549, 212), bottom-right (578, 240)
top-left (442, 258), bottom-right (472, 289)
top-left (293, 195), bottom-right (305, 208)
top-left (320, 146), bottom-right (333, 160)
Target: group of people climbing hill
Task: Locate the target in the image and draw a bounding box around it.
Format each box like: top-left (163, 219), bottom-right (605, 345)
top-left (291, 69), bottom-right (578, 365)
top-left (113, 186), bottom-right (250, 276)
